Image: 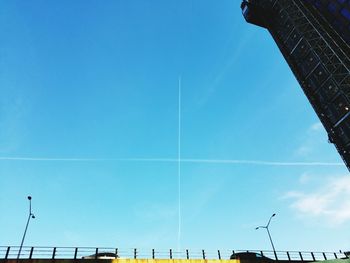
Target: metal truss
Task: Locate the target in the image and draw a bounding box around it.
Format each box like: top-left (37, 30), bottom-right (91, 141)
top-left (243, 0), bottom-right (350, 170)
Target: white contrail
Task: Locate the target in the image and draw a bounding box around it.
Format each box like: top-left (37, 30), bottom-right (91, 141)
top-left (0, 157), bottom-right (343, 166)
top-left (177, 76), bottom-right (182, 252)
top-left (0, 157), bottom-right (176, 162)
top-left (181, 159), bottom-right (344, 166)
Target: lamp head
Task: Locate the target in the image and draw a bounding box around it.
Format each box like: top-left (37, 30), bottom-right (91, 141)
top-left (272, 213), bottom-right (276, 217)
top-left (31, 214), bottom-right (35, 219)
top-left (28, 196), bottom-right (32, 200)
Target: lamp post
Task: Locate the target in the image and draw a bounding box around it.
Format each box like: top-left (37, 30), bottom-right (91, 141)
top-left (256, 213), bottom-right (276, 257)
top-left (17, 196), bottom-right (35, 259)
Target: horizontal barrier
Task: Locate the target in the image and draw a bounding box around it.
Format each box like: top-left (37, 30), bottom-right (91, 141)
top-left (0, 247), bottom-right (348, 261)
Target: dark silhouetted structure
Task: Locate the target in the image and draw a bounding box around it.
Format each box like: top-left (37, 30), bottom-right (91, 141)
top-left (241, 0), bottom-right (350, 170)
top-left (3, 246), bottom-right (347, 261)
top-left (256, 214), bottom-right (277, 258)
top-left (17, 196), bottom-right (35, 260)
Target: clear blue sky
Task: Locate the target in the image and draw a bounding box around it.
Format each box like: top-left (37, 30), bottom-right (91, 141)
top-left (1, 0), bottom-right (350, 255)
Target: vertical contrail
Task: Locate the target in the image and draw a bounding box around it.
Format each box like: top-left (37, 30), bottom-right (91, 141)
top-left (177, 76), bottom-right (182, 252)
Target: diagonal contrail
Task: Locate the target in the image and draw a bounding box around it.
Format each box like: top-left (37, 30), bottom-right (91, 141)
top-left (0, 156), bottom-right (344, 166)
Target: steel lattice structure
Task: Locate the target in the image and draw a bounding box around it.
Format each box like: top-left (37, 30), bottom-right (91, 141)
top-left (241, 0), bottom-right (350, 170)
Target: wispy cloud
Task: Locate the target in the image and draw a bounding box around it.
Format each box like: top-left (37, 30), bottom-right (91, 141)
top-left (195, 29), bottom-right (255, 108)
top-left (284, 176), bottom-right (350, 226)
top-left (295, 122), bottom-right (327, 157)
top-left (298, 172), bottom-right (313, 184)
top-left (310, 122), bottom-right (323, 132)
top-left (0, 156), bottom-right (343, 167)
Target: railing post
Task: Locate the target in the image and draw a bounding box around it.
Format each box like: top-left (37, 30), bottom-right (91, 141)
top-left (115, 248), bottom-right (118, 258)
top-left (299, 252), bottom-right (304, 261)
top-left (5, 247), bottom-right (10, 259)
top-left (134, 248), bottom-right (137, 259)
top-left (311, 252), bottom-right (315, 261)
top-left (218, 250), bottom-right (221, 260)
top-left (287, 252), bottom-right (291, 261)
top-left (74, 248), bottom-right (78, 259)
top-left (186, 249), bottom-right (189, 259)
top-left (95, 248), bottom-right (98, 259)
top-left (274, 251), bottom-right (278, 260)
top-left (152, 249), bottom-right (155, 259)
top-left (323, 253), bottom-right (327, 260)
top-left (334, 253), bottom-right (338, 259)
top-left (29, 247), bottom-right (34, 259)
top-left (260, 251), bottom-right (264, 257)
top-left (170, 249), bottom-right (172, 259)
top-left (202, 250), bottom-right (205, 259)
top-left (52, 247), bottom-right (56, 259)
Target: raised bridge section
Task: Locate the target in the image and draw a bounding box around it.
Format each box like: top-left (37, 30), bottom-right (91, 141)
top-left (241, 0), bottom-right (350, 170)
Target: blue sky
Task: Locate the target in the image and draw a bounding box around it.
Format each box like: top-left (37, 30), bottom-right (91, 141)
top-left (1, 0), bottom-right (350, 256)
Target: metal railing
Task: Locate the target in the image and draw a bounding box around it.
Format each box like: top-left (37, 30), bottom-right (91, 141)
top-left (0, 246), bottom-right (348, 260)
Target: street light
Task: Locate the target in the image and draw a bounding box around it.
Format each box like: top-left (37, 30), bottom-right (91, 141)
top-left (256, 213), bottom-right (276, 256)
top-left (17, 196), bottom-right (35, 259)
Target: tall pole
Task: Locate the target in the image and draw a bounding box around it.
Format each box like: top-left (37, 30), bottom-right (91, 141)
top-left (266, 227), bottom-right (276, 253)
top-left (17, 196), bottom-right (35, 260)
top-left (256, 213), bottom-right (276, 258)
